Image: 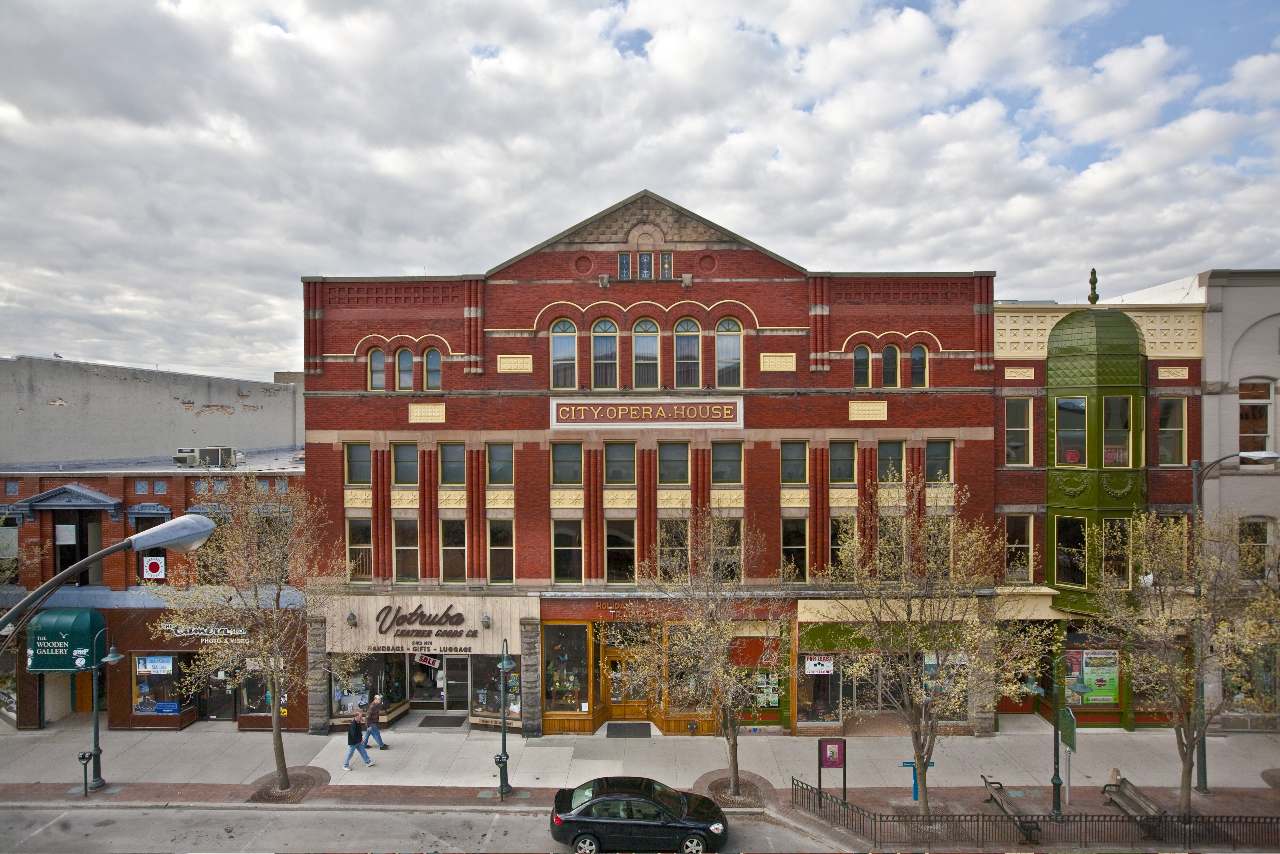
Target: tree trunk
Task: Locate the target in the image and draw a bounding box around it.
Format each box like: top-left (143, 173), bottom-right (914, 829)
top-left (916, 756), bottom-right (931, 819)
top-left (270, 672), bottom-right (291, 791)
top-left (726, 708), bottom-right (740, 795)
top-left (1179, 743), bottom-right (1194, 816)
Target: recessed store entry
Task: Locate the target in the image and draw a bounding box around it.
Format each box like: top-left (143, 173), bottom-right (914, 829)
top-left (200, 672), bottom-right (237, 721)
top-left (413, 655), bottom-right (470, 712)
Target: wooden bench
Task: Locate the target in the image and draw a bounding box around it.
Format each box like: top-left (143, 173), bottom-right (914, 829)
top-left (1102, 777), bottom-right (1166, 837)
top-left (981, 775), bottom-right (1041, 843)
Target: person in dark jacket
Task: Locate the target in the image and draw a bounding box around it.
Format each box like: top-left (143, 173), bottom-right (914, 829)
top-left (364, 694), bottom-right (388, 750)
top-left (344, 712), bottom-right (375, 770)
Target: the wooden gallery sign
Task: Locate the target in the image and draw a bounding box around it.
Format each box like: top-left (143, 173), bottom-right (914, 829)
top-left (550, 397), bottom-right (744, 430)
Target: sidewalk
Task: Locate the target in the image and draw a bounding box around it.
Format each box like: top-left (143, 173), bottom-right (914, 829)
top-left (0, 712), bottom-right (1277, 817)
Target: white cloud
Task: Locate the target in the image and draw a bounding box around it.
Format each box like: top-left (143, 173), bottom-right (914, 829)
top-left (0, 0), bottom-right (1277, 378)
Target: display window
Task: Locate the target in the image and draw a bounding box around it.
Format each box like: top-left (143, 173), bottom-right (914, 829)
top-left (132, 654), bottom-right (193, 714)
top-left (544, 624), bottom-right (591, 713)
top-left (331, 653), bottom-right (408, 717)
top-left (797, 655), bottom-right (840, 723)
top-left (471, 654), bottom-right (521, 725)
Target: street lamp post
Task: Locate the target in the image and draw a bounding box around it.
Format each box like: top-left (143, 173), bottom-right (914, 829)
top-left (86, 628), bottom-right (124, 791)
top-left (1026, 654), bottom-right (1093, 816)
top-left (494, 640), bottom-right (516, 800)
top-left (1189, 450), bottom-right (1280, 794)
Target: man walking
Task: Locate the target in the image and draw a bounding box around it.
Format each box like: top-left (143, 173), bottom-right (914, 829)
top-left (364, 693), bottom-right (389, 750)
top-left (343, 712), bottom-right (375, 770)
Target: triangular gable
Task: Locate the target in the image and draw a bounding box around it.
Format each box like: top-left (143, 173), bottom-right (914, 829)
top-left (16, 484), bottom-right (122, 521)
top-left (486, 189), bottom-right (807, 277)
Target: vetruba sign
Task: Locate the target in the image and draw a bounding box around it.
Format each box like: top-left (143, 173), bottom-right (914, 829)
top-left (326, 596), bottom-right (539, 657)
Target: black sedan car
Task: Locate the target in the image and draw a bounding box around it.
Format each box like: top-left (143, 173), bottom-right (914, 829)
top-left (550, 776), bottom-right (728, 853)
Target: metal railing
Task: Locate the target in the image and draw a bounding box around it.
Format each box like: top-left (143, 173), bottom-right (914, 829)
top-left (792, 777), bottom-right (1280, 850)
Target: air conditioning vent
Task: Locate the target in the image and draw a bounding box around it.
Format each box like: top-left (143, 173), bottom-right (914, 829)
top-left (198, 447), bottom-right (236, 468)
top-left (173, 449), bottom-right (198, 467)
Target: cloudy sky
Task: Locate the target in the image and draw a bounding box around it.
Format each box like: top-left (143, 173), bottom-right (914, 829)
top-left (2, 0), bottom-right (1279, 381)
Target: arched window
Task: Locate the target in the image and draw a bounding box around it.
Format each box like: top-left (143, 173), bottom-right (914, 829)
top-left (910, 345), bottom-right (928, 388)
top-left (715, 318), bottom-right (742, 388)
top-left (854, 346), bottom-right (870, 388)
top-left (592, 319), bottom-right (618, 389)
top-left (551, 320), bottom-right (577, 389)
top-left (633, 319), bottom-right (659, 389)
top-left (424, 348), bottom-right (441, 390)
top-left (368, 348), bottom-right (385, 390)
top-left (674, 319), bottom-right (701, 388)
top-left (396, 348), bottom-right (413, 391)
top-left (882, 345), bottom-right (899, 388)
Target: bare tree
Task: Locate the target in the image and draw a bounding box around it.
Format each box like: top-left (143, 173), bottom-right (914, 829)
top-left (1090, 511), bottom-right (1280, 815)
top-left (148, 474), bottom-right (361, 793)
top-left (820, 476), bottom-right (1051, 818)
top-left (607, 508), bottom-right (789, 796)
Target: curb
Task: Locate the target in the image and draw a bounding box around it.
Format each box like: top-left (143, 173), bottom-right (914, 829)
top-left (0, 800), bottom-right (766, 815)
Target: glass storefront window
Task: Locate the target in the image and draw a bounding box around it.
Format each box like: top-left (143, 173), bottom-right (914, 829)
top-left (544, 625), bottom-right (590, 713)
top-left (797, 656), bottom-right (840, 722)
top-left (471, 654), bottom-right (520, 723)
top-left (132, 654), bottom-right (191, 714)
top-left (240, 674), bottom-right (274, 715)
top-left (331, 653), bottom-right (407, 716)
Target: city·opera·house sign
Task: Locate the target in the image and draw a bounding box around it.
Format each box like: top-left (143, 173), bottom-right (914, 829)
top-left (550, 397), bottom-right (744, 429)
top-left (325, 596), bottom-right (540, 656)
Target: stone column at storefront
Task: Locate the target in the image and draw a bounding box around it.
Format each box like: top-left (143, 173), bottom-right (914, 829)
top-left (307, 615), bottom-right (330, 735)
top-left (520, 616), bottom-right (542, 737)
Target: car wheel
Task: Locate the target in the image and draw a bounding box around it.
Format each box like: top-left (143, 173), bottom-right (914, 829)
top-left (572, 833), bottom-right (601, 854)
top-left (680, 834), bottom-right (707, 854)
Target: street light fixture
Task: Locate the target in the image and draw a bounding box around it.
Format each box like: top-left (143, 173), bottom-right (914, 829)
top-left (1188, 450), bottom-right (1279, 794)
top-left (1025, 653), bottom-right (1093, 817)
top-left (495, 640), bottom-right (516, 800)
top-left (85, 628), bottom-right (125, 791)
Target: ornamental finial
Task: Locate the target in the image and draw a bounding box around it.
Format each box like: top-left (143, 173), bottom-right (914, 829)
top-left (1088, 268), bottom-right (1099, 304)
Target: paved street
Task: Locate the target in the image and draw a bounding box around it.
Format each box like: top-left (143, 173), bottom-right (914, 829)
top-left (0, 806), bottom-right (840, 853)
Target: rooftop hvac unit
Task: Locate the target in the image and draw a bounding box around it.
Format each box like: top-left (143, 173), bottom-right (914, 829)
top-left (198, 447), bottom-right (237, 468)
top-left (173, 449), bottom-right (198, 467)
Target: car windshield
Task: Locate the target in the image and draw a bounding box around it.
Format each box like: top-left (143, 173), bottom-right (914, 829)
top-left (571, 781), bottom-right (596, 810)
top-left (649, 780), bottom-right (684, 816)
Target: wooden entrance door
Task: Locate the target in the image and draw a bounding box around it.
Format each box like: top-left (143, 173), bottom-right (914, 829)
top-left (602, 652), bottom-right (647, 720)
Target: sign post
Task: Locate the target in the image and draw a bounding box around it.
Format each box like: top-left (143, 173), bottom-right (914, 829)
top-left (1060, 708), bottom-right (1077, 804)
top-left (818, 738), bottom-right (847, 801)
top-left (902, 761), bottom-right (934, 801)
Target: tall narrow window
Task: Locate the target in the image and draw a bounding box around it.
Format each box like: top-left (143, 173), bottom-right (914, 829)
top-left (439, 443), bottom-right (465, 485)
top-left (1240, 520), bottom-right (1270, 579)
top-left (489, 520), bottom-right (514, 583)
top-left (1158, 398), bottom-right (1186, 465)
top-left (396, 349), bottom-right (413, 390)
top-left (1240, 382), bottom-right (1273, 462)
top-left (395, 520), bottom-right (419, 582)
top-left (658, 443), bottom-right (689, 484)
top-left (441, 520), bottom-right (466, 583)
top-left (606, 520), bottom-right (636, 583)
top-left (781, 519), bottom-right (807, 582)
top-left (638, 252), bottom-right (653, 279)
top-left (659, 519), bottom-right (689, 577)
top-left (347, 519), bottom-right (372, 581)
top-left (604, 443), bottom-right (635, 485)
top-left (910, 345), bottom-right (928, 388)
top-left (592, 319), bottom-right (618, 388)
top-left (711, 442), bottom-right (742, 484)
top-left (674, 319), bottom-right (701, 388)
top-left (1005, 398), bottom-right (1031, 465)
top-left (554, 520), bottom-right (583, 583)
top-left (878, 441), bottom-right (904, 482)
top-left (552, 443), bottom-right (582, 485)
top-left (487, 443), bottom-right (514, 485)
top-left (618, 253), bottom-right (631, 280)
top-left (632, 319), bottom-right (659, 388)
top-left (830, 441), bottom-right (856, 482)
top-left (424, 348), bottom-right (441, 390)
top-left (830, 518), bottom-right (844, 569)
top-left (877, 516), bottom-right (904, 579)
top-left (345, 443), bottom-right (371, 485)
top-left (1102, 518), bottom-right (1130, 587)
top-left (925, 440), bottom-right (952, 482)
top-left (713, 519), bottom-right (742, 581)
top-left (660, 252), bottom-right (673, 279)
top-left (368, 348), bottom-right (385, 390)
top-left (1103, 396), bottom-right (1131, 467)
top-left (882, 346), bottom-right (899, 388)
top-left (853, 346), bottom-right (870, 388)
top-left (1005, 515), bottom-right (1031, 583)
top-left (392, 443), bottom-right (418, 485)
top-left (780, 441), bottom-right (807, 483)
top-left (1055, 397), bottom-right (1087, 466)
top-left (1056, 516), bottom-right (1086, 586)
top-left (716, 318), bottom-right (742, 388)
top-left (551, 320), bottom-right (577, 389)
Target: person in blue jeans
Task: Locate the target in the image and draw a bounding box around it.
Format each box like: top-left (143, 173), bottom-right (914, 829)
top-left (364, 694), bottom-right (388, 750)
top-left (343, 712), bottom-right (375, 770)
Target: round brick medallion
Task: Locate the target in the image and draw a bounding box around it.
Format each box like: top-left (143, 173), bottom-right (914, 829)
top-left (573, 253), bottom-right (594, 275)
top-left (697, 253), bottom-right (717, 273)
